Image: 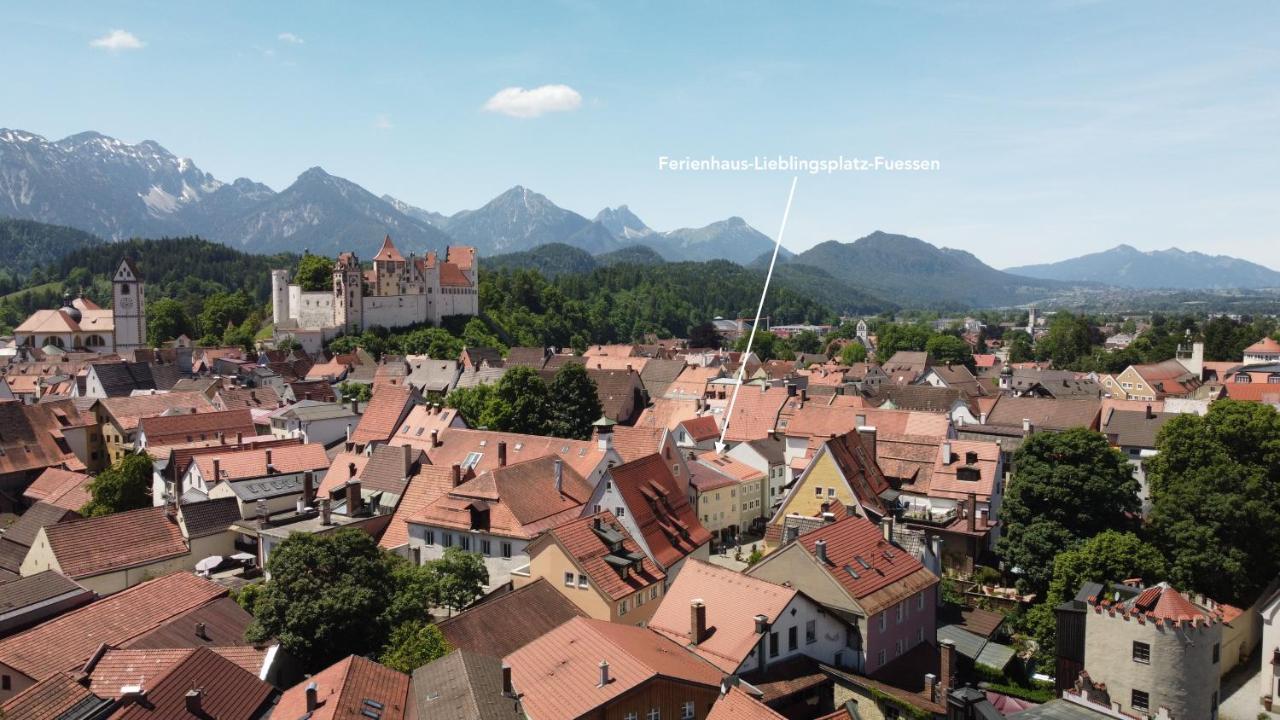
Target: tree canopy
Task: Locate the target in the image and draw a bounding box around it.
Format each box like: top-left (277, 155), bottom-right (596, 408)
top-left (81, 454), bottom-right (153, 517)
top-left (1146, 400), bottom-right (1280, 604)
top-left (546, 363), bottom-right (604, 440)
top-left (997, 428), bottom-right (1140, 597)
top-left (446, 363), bottom-right (601, 440)
top-left (295, 253), bottom-right (333, 292)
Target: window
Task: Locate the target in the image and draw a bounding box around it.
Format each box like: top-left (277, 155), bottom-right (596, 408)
top-left (917, 592), bottom-right (925, 610)
top-left (616, 506), bottom-right (626, 518)
top-left (1212, 643), bottom-right (1220, 663)
top-left (681, 701), bottom-right (695, 720)
top-left (1131, 689), bottom-right (1149, 712)
top-left (896, 638), bottom-right (905, 656)
top-left (917, 626), bottom-right (925, 643)
top-left (625, 714), bottom-right (637, 720)
top-left (578, 574), bottom-right (589, 589)
top-left (619, 599), bottom-right (629, 616)
top-left (788, 626), bottom-right (798, 651)
top-left (459, 535), bottom-right (471, 551)
top-left (480, 539), bottom-right (491, 555)
top-left (877, 649), bottom-right (886, 667)
top-left (806, 619), bottom-right (816, 644)
top-left (647, 709), bottom-right (660, 720)
top-left (442, 533), bottom-right (453, 548)
top-left (565, 572), bottom-right (575, 587)
top-left (827, 487), bottom-right (836, 497)
top-left (896, 601), bottom-right (905, 623)
top-left (769, 631), bottom-right (779, 657)
top-left (501, 542), bottom-right (512, 558)
top-left (1, 674), bottom-right (9, 690)
top-left (878, 613), bottom-right (886, 632)
top-left (424, 530), bottom-right (435, 546)
top-left (814, 486), bottom-right (823, 496)
top-left (1132, 641), bottom-right (1150, 664)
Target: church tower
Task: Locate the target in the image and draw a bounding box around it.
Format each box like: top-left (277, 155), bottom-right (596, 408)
top-left (112, 258), bottom-right (146, 354)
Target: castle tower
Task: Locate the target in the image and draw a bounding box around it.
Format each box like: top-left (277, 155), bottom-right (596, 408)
top-left (271, 268), bottom-right (291, 326)
top-left (333, 253), bottom-right (364, 334)
top-left (856, 319), bottom-right (868, 342)
top-left (112, 258), bottom-right (146, 354)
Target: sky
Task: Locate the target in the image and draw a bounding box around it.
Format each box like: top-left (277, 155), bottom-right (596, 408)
top-left (3, 1), bottom-right (1279, 268)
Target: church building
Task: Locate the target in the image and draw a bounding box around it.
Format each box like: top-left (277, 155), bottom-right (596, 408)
top-left (272, 235), bottom-right (479, 351)
top-left (13, 259), bottom-right (146, 355)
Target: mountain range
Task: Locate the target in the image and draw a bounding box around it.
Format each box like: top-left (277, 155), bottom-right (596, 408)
top-left (1005, 244), bottom-right (1280, 290)
top-left (0, 128), bottom-right (778, 263)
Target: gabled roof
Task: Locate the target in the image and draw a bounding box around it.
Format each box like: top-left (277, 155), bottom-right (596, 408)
top-left (0, 399), bottom-right (90, 477)
top-left (0, 571), bottom-right (90, 617)
top-left (638, 358), bottom-right (687, 399)
top-left (350, 384), bottom-right (415, 446)
top-left (275, 654), bottom-right (409, 720)
top-left (89, 361), bottom-right (170, 397)
top-left (680, 415), bottom-right (721, 442)
top-left (191, 442), bottom-right (330, 484)
top-left (707, 686), bottom-right (788, 720)
top-left (0, 672), bottom-right (110, 720)
top-left (505, 617), bottom-right (721, 720)
top-left (928, 440), bottom-right (1001, 502)
top-left (411, 649), bottom-right (523, 720)
top-left (140, 408), bottom-right (256, 448)
top-left (214, 385), bottom-right (282, 411)
top-left (438, 578), bottom-right (585, 658)
top-left (609, 424), bottom-right (668, 463)
top-left (0, 572), bottom-right (226, 682)
top-left (99, 392), bottom-right (214, 432)
top-left (1101, 408), bottom-right (1179, 449)
top-left (103, 646), bottom-right (274, 719)
top-left (42, 505), bottom-right (188, 579)
top-left (4, 501), bottom-right (78, 549)
top-left (822, 430), bottom-right (891, 516)
top-left (538, 512), bottom-right (665, 601)
top-left (179, 497), bottom-right (242, 539)
top-left (984, 396), bottom-right (1100, 431)
top-left (410, 427), bottom-right (608, 482)
top-left (373, 234), bottom-right (406, 262)
top-left (796, 515), bottom-right (938, 614)
top-left (649, 559), bottom-right (796, 672)
top-left (22, 467), bottom-right (93, 512)
top-left (378, 465), bottom-right (455, 550)
top-left (722, 384), bottom-right (790, 443)
top-left (608, 454), bottom-right (712, 568)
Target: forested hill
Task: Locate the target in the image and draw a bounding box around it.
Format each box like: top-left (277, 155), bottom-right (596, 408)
top-left (0, 218), bottom-right (103, 293)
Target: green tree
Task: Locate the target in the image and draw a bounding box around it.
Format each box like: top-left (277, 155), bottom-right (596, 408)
top-left (246, 529), bottom-right (398, 671)
top-left (546, 362), bottom-right (604, 440)
top-left (379, 620), bottom-right (451, 672)
top-left (925, 334), bottom-right (973, 368)
top-left (147, 297), bottom-right (192, 347)
top-left (997, 429), bottom-right (1140, 597)
top-left (461, 317), bottom-right (506, 353)
top-left (395, 327), bottom-right (463, 360)
top-left (425, 547), bottom-right (488, 614)
top-left (688, 321), bottom-right (720, 350)
top-left (491, 366), bottom-right (551, 435)
top-left (1146, 400), bottom-right (1280, 604)
top-left (81, 454), bottom-right (154, 517)
top-left (839, 342), bottom-right (868, 365)
top-left (876, 323), bottom-right (932, 357)
top-left (295, 253), bottom-right (333, 292)
top-left (735, 331), bottom-right (780, 361)
top-left (338, 381), bottom-right (372, 403)
top-left (1036, 312), bottom-right (1094, 368)
top-left (445, 383), bottom-right (502, 429)
top-left (199, 291), bottom-right (253, 339)
top-left (1004, 330), bottom-right (1034, 363)
top-left (788, 330), bottom-right (823, 355)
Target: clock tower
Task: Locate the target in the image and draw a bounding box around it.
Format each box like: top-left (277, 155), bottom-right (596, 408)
top-left (112, 258), bottom-right (146, 354)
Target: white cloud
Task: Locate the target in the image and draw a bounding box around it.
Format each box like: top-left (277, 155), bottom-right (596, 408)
top-left (374, 114), bottom-right (393, 130)
top-left (277, 32), bottom-right (304, 45)
top-left (89, 29), bottom-right (145, 51)
top-left (483, 84), bottom-right (582, 118)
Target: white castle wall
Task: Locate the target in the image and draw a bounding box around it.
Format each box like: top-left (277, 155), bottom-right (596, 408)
top-left (361, 293), bottom-right (432, 330)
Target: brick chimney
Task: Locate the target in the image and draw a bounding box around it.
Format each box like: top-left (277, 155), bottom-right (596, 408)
top-left (346, 480), bottom-right (362, 515)
top-left (498, 440), bottom-right (508, 467)
top-left (857, 425), bottom-right (878, 459)
top-left (690, 599), bottom-right (707, 644)
top-left (967, 493), bottom-right (977, 533)
top-left (302, 471), bottom-right (314, 507)
top-left (502, 663), bottom-right (515, 697)
top-left (212, 458), bottom-right (221, 482)
top-left (939, 639), bottom-right (956, 697)
top-left (430, 429), bottom-right (440, 448)
top-left (452, 463), bottom-right (462, 487)
top-left (553, 459), bottom-right (564, 495)
top-left (403, 444), bottom-right (414, 475)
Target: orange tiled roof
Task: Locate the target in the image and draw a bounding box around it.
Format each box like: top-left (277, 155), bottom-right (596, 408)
top-left (721, 384), bottom-right (790, 443)
top-left (796, 515), bottom-right (938, 613)
top-left (274, 654), bottom-right (409, 720)
top-left (191, 442), bottom-right (330, 483)
top-left (99, 392), bottom-right (214, 432)
top-left (608, 454), bottom-right (712, 568)
top-left (406, 427), bottom-right (607, 483)
top-left (609, 424), bottom-right (667, 463)
top-left (43, 506), bottom-right (188, 579)
top-left (350, 384), bottom-right (414, 446)
top-left (108, 646), bottom-right (273, 719)
top-left (708, 685), bottom-right (788, 720)
top-left (378, 465), bottom-right (454, 550)
top-left (22, 467), bottom-right (93, 513)
top-left (140, 408), bottom-right (256, 448)
top-left (680, 415), bottom-right (721, 442)
top-left (543, 512), bottom-right (665, 601)
top-left (1245, 337), bottom-right (1280, 354)
top-left (372, 235), bottom-right (405, 262)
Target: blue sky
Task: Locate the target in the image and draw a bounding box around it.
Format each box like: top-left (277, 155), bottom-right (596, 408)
top-left (4, 1), bottom-right (1279, 267)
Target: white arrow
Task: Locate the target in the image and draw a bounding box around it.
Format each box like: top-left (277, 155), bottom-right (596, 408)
top-left (716, 176), bottom-right (799, 455)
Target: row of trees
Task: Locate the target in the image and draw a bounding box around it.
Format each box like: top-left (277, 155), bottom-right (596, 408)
top-left (243, 529), bottom-right (487, 673)
top-left (445, 364), bottom-right (604, 440)
top-left (1000, 401), bottom-right (1280, 660)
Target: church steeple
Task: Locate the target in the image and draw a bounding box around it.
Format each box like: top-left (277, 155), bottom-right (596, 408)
top-left (112, 258), bottom-right (146, 354)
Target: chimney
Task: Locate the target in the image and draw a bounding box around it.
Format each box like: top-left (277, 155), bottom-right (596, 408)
top-left (403, 443), bottom-right (414, 475)
top-left (799, 388), bottom-right (807, 403)
top-left (554, 459), bottom-right (564, 495)
top-left (598, 660), bottom-right (611, 688)
top-left (856, 425), bottom-right (877, 459)
top-left (498, 440), bottom-right (508, 467)
top-left (302, 471), bottom-right (314, 507)
top-left (348, 462), bottom-right (357, 479)
top-left (502, 663), bottom-right (514, 698)
top-left (941, 441), bottom-right (952, 465)
top-left (346, 480), bottom-right (362, 515)
top-left (212, 458), bottom-right (221, 481)
top-left (822, 511), bottom-right (836, 524)
top-left (264, 448), bottom-right (273, 470)
top-left (305, 681), bottom-right (319, 712)
top-left (452, 463), bottom-right (462, 487)
top-left (185, 689), bottom-right (203, 714)
top-left (236, 431), bottom-right (243, 444)
top-left (786, 383), bottom-right (797, 397)
top-left (753, 614), bottom-right (769, 634)
top-left (967, 493), bottom-right (977, 532)
top-left (597, 424), bottom-right (613, 452)
top-left (880, 515), bottom-right (894, 542)
top-left (924, 673), bottom-right (937, 703)
top-left (195, 621), bottom-right (208, 639)
top-left (939, 639), bottom-right (956, 696)
top-left (1022, 418), bottom-right (1034, 435)
top-left (430, 429), bottom-right (440, 448)
top-left (1145, 404), bottom-right (1154, 420)
top-left (319, 498), bottom-right (332, 525)
top-left (350, 398), bottom-right (359, 415)
top-left (256, 499), bottom-right (268, 529)
top-left (690, 599), bottom-right (708, 644)
top-left (814, 539), bottom-right (829, 564)
top-left (979, 411), bottom-right (988, 424)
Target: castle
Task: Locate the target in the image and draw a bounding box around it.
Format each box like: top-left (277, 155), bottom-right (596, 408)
top-left (13, 259), bottom-right (146, 355)
top-left (272, 235), bottom-right (479, 351)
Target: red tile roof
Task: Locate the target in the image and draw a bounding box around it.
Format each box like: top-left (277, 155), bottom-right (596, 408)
top-left (927, 440), bottom-right (1001, 502)
top-left (407, 427), bottom-right (607, 483)
top-left (0, 572), bottom-right (226, 682)
top-left (680, 415), bottom-right (721, 442)
top-left (351, 384), bottom-right (415, 446)
top-left (0, 672), bottom-right (105, 720)
top-left (41, 505), bottom-right (188, 579)
top-left (722, 385), bottom-right (790, 443)
top-left (649, 559), bottom-right (796, 672)
top-left (797, 515), bottom-right (938, 614)
top-left (191, 442), bottom-right (330, 483)
top-left (505, 617), bottom-right (721, 720)
top-left (378, 464), bottom-right (454, 550)
top-left (707, 686), bottom-right (787, 720)
top-left (1245, 337), bottom-right (1280, 354)
top-left (609, 424), bottom-right (668, 463)
top-left (98, 392), bottom-right (214, 432)
top-left (439, 261), bottom-right (473, 287)
top-left (139, 408), bottom-right (256, 448)
top-left (541, 512), bottom-right (665, 601)
top-left (608, 454), bottom-right (712, 568)
top-left (438, 577), bottom-right (586, 658)
top-left (107, 646), bottom-right (274, 719)
top-left (275, 654), bottom-right (410, 720)
top-left (0, 400), bottom-right (90, 477)
top-left (373, 235), bottom-right (406, 262)
top-left (87, 647), bottom-right (265, 698)
top-left (22, 468), bottom-right (93, 513)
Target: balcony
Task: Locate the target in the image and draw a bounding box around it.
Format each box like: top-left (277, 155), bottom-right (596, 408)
top-left (900, 507), bottom-right (958, 526)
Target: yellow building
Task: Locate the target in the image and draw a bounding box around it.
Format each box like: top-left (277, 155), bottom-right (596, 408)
top-left (688, 452), bottom-right (767, 543)
top-left (518, 512), bottom-right (666, 626)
